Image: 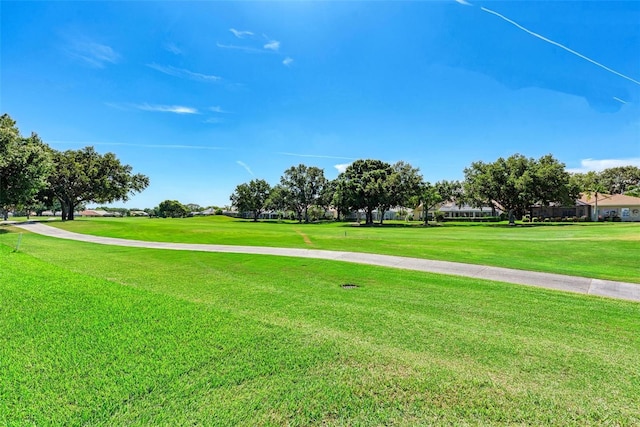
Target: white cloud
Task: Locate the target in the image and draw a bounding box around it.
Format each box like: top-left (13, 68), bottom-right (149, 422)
top-left (454, 0), bottom-right (473, 6)
top-left (135, 103), bottom-right (199, 114)
top-left (334, 163), bottom-right (351, 173)
top-left (147, 63), bottom-right (221, 82)
top-left (283, 57), bottom-right (294, 67)
top-left (236, 161), bottom-right (254, 175)
top-left (480, 6), bottom-right (640, 86)
top-left (567, 158), bottom-right (640, 174)
top-left (204, 117), bottom-right (224, 124)
top-left (613, 97), bottom-right (628, 105)
top-left (230, 28), bottom-right (254, 39)
top-left (66, 40), bottom-right (120, 68)
top-left (264, 40), bottom-right (280, 51)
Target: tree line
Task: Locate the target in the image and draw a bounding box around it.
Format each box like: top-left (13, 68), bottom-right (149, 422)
top-left (232, 156), bottom-right (640, 225)
top-left (4, 113), bottom-right (638, 223)
top-left (0, 114), bottom-right (149, 220)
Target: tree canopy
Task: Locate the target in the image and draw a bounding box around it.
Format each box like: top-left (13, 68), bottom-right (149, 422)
top-left (377, 161), bottom-right (423, 224)
top-left (464, 154), bottom-right (577, 223)
top-left (157, 200), bottom-right (190, 218)
top-left (46, 147), bottom-right (149, 220)
top-left (230, 179), bottom-right (271, 221)
top-left (572, 166), bottom-right (640, 196)
top-left (0, 114), bottom-right (52, 219)
top-left (333, 159), bottom-right (394, 225)
top-left (279, 164), bottom-right (328, 223)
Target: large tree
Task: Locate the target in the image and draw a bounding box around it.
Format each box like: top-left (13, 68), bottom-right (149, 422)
top-left (377, 161), bottom-right (423, 224)
top-left (230, 179), bottom-right (271, 221)
top-left (464, 154), bottom-right (577, 224)
top-left (45, 146), bottom-right (149, 220)
top-left (279, 164), bottom-right (328, 223)
top-left (157, 200), bottom-right (189, 218)
top-left (334, 159), bottom-right (393, 225)
top-left (0, 114), bottom-right (52, 219)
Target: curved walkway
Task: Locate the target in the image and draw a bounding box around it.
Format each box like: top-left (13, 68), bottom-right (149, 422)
top-left (12, 221), bottom-right (640, 303)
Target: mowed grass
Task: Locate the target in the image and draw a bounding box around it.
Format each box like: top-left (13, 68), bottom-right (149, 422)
top-left (1, 231), bottom-right (640, 425)
top-left (47, 216), bottom-right (640, 283)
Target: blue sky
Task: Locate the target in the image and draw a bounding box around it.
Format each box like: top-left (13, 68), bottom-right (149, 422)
top-left (2, 1), bottom-right (639, 209)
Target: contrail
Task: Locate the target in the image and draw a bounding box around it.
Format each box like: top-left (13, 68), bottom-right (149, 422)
top-left (48, 141), bottom-right (226, 150)
top-left (480, 6), bottom-right (640, 86)
top-left (236, 161), bottom-right (254, 176)
top-left (613, 97), bottom-right (627, 104)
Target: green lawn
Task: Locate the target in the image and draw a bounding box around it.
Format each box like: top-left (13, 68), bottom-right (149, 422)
top-left (1, 231), bottom-right (639, 425)
top-left (44, 215), bottom-right (640, 283)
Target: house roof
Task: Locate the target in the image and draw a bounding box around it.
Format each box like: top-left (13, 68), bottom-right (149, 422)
top-left (80, 209), bottom-right (105, 216)
top-left (438, 202), bottom-right (500, 213)
top-left (579, 193), bottom-right (640, 207)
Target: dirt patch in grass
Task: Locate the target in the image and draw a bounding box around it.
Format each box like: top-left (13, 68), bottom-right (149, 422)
top-left (295, 229), bottom-right (313, 245)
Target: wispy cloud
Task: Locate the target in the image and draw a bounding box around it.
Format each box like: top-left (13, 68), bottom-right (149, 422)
top-left (48, 140), bottom-right (226, 150)
top-left (613, 97), bottom-right (628, 105)
top-left (134, 103), bottom-right (199, 114)
top-left (204, 117), bottom-right (225, 124)
top-left (480, 6), bottom-right (640, 86)
top-left (454, 0), bottom-right (473, 6)
top-left (264, 40), bottom-right (280, 51)
top-left (210, 106), bottom-right (230, 114)
top-left (164, 42), bottom-right (182, 55)
top-left (283, 57), bottom-right (294, 67)
top-left (230, 28), bottom-right (254, 39)
top-left (236, 161), bottom-right (254, 175)
top-left (279, 152), bottom-right (355, 161)
top-left (567, 158), bottom-right (640, 174)
top-left (66, 40), bottom-right (120, 68)
top-left (334, 163), bottom-right (351, 173)
top-left (147, 63), bottom-right (221, 82)
top-left (216, 42), bottom-right (267, 54)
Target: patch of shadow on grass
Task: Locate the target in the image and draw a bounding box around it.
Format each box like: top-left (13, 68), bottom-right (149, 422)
top-left (341, 283), bottom-right (359, 289)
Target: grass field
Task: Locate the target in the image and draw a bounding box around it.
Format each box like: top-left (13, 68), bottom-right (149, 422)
top-left (44, 215), bottom-right (640, 283)
top-left (1, 225), bottom-right (639, 425)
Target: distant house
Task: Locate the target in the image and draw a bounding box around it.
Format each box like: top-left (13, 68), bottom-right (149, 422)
top-left (581, 193), bottom-right (640, 222)
top-left (436, 202), bottom-right (502, 219)
top-left (530, 194), bottom-right (640, 222)
top-left (80, 209), bottom-right (121, 217)
top-left (529, 200), bottom-right (592, 221)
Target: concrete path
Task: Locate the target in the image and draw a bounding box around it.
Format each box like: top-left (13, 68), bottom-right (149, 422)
top-left (11, 221), bottom-right (640, 303)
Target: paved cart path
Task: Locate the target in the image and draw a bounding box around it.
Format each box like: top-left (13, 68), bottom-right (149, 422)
top-left (11, 221), bottom-right (640, 303)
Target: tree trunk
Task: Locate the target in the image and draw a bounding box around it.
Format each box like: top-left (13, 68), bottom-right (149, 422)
top-left (365, 208), bottom-right (373, 225)
top-left (379, 208), bottom-right (386, 225)
top-left (60, 199), bottom-right (68, 221)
